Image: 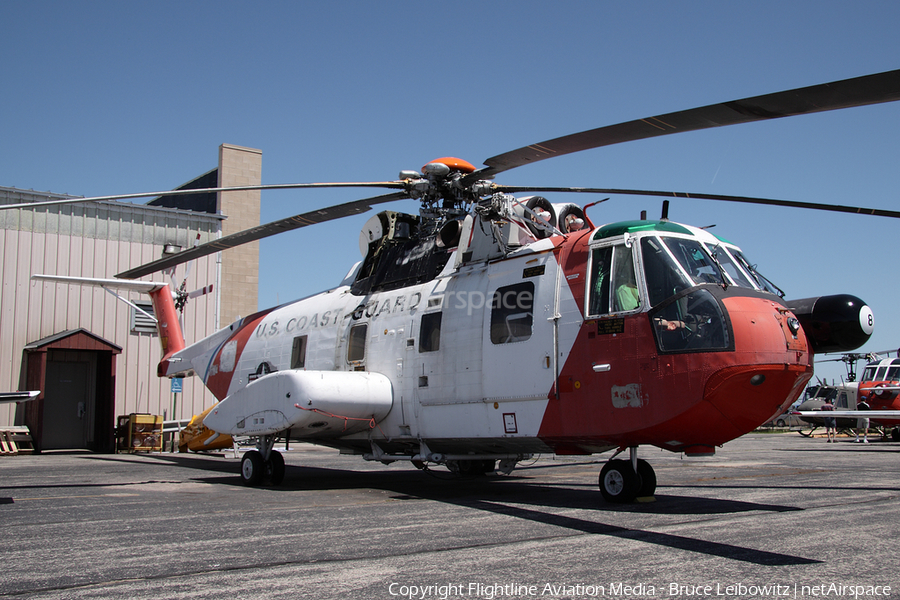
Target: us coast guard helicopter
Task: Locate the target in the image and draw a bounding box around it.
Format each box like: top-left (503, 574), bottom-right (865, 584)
top-left (23, 69), bottom-right (900, 502)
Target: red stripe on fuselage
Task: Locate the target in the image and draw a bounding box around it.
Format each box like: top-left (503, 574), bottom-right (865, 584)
top-left (205, 309), bottom-right (277, 400)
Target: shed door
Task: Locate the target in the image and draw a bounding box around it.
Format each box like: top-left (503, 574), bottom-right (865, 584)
top-left (42, 359), bottom-right (94, 449)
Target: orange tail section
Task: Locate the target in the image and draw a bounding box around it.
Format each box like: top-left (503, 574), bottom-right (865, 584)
top-left (148, 286), bottom-right (186, 376)
top-left (30, 275), bottom-right (187, 378)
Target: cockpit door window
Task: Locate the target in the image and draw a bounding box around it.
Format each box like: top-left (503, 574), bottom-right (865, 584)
top-left (640, 237), bottom-right (692, 307)
top-left (588, 243), bottom-right (642, 316)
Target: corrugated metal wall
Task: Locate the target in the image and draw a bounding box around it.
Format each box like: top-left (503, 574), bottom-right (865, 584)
top-left (0, 187), bottom-right (224, 428)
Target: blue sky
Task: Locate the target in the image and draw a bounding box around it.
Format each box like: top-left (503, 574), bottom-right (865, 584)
top-left (3, 1), bottom-right (899, 384)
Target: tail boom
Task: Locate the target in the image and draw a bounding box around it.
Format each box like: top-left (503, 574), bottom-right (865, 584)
top-left (31, 274), bottom-right (186, 377)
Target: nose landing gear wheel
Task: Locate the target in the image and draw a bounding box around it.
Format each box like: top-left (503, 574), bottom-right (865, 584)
top-left (599, 459), bottom-right (642, 503)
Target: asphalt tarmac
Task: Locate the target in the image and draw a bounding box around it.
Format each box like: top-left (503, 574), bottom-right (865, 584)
top-left (1, 432), bottom-right (898, 600)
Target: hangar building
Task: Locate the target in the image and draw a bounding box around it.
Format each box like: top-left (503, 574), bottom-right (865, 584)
top-left (0, 144), bottom-right (261, 452)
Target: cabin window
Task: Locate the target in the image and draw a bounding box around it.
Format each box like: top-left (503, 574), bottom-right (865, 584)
top-left (837, 392), bottom-right (850, 409)
top-left (490, 282), bottom-right (534, 344)
top-left (612, 244), bottom-right (640, 312)
top-left (419, 312), bottom-right (442, 352)
top-left (291, 335), bottom-right (307, 369)
top-left (347, 324), bottom-right (367, 363)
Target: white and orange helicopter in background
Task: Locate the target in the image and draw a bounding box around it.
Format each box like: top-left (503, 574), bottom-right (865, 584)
top-left (19, 69), bottom-right (900, 503)
top-left (795, 351), bottom-right (900, 439)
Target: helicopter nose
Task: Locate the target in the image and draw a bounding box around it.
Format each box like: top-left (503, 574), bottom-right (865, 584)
top-left (703, 362), bottom-right (812, 435)
top-left (701, 295), bottom-right (814, 433)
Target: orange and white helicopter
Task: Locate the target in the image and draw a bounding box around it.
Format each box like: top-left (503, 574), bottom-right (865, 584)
top-left (794, 351), bottom-right (900, 438)
top-left (21, 69), bottom-right (900, 502)
top-left (857, 353), bottom-right (900, 427)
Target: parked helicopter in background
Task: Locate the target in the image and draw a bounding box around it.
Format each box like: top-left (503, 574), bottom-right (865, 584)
top-left (793, 381), bottom-right (860, 436)
top-left (795, 350), bottom-right (900, 439)
top-left (857, 353), bottom-right (900, 437)
top-left (19, 69), bottom-right (900, 502)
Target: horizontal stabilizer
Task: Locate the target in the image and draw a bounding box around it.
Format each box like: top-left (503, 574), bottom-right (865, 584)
top-left (32, 274), bottom-right (168, 293)
top-left (0, 391), bottom-right (39, 404)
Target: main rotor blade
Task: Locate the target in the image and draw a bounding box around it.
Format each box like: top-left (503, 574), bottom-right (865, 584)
top-left (470, 69), bottom-right (900, 181)
top-left (494, 185), bottom-right (900, 219)
top-left (0, 182), bottom-right (406, 211)
top-left (116, 191), bottom-right (409, 279)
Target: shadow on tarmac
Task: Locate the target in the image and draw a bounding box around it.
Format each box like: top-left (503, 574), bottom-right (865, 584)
top-left (16, 451), bottom-right (828, 566)
top-left (120, 457), bottom-right (823, 567)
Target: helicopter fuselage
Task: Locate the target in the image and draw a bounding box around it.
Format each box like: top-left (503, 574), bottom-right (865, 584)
top-left (184, 215), bottom-right (823, 462)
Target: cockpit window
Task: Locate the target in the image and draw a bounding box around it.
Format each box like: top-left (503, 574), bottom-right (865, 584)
top-left (861, 366), bottom-right (878, 382)
top-left (612, 244), bottom-right (640, 312)
top-left (706, 244), bottom-right (755, 289)
top-left (588, 243), bottom-right (641, 316)
top-left (640, 237), bottom-right (691, 307)
top-left (662, 237), bottom-right (725, 285)
top-left (887, 365), bottom-right (900, 381)
top-left (650, 288), bottom-right (730, 352)
top-left (730, 249), bottom-right (783, 296)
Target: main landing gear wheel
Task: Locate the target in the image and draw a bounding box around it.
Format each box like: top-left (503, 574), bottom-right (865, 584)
top-left (241, 449), bottom-right (286, 486)
top-left (266, 451), bottom-right (286, 485)
top-left (635, 458), bottom-right (657, 497)
top-left (241, 450), bottom-right (265, 486)
top-left (599, 458), bottom-right (657, 503)
top-left (599, 459), bottom-right (641, 503)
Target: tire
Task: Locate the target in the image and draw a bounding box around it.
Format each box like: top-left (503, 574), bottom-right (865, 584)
top-left (599, 459), bottom-right (642, 503)
top-left (241, 450), bottom-right (264, 486)
top-left (635, 459), bottom-right (657, 497)
top-left (267, 451), bottom-right (286, 485)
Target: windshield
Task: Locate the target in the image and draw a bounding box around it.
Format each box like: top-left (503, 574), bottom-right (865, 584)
top-left (865, 361), bottom-right (900, 382)
top-left (861, 366), bottom-right (878, 382)
top-left (888, 365), bottom-right (900, 381)
top-left (705, 244), bottom-right (755, 289)
top-left (662, 237), bottom-right (726, 285)
top-left (730, 249), bottom-right (783, 295)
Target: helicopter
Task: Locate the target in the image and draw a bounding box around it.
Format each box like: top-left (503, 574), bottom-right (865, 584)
top-left (794, 351), bottom-right (900, 439)
top-left (22, 68), bottom-right (900, 503)
top-left (856, 353), bottom-right (900, 438)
